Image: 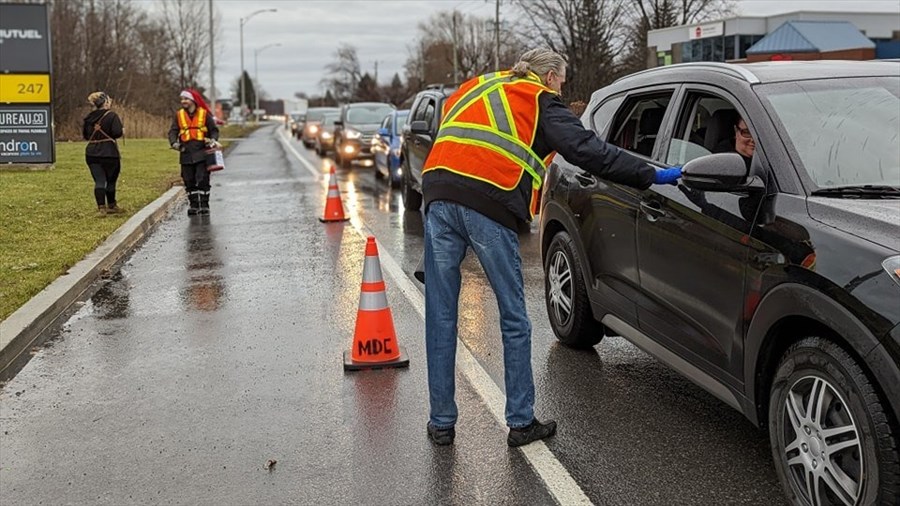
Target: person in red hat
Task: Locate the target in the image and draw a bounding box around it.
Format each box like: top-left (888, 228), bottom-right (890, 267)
top-left (168, 89), bottom-right (220, 215)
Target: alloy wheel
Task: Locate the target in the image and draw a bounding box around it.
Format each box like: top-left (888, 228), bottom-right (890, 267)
top-left (547, 249), bottom-right (573, 328)
top-left (782, 375), bottom-right (864, 506)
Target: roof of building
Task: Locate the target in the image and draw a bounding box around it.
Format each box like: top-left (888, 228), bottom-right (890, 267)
top-left (746, 21), bottom-right (875, 54)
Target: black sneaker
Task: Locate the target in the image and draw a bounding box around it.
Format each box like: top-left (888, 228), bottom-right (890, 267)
top-left (427, 423), bottom-right (455, 446)
top-left (507, 418), bottom-right (557, 447)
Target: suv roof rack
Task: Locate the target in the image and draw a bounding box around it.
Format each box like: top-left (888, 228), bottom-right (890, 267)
top-left (425, 83), bottom-right (460, 91)
top-left (615, 62), bottom-right (760, 85)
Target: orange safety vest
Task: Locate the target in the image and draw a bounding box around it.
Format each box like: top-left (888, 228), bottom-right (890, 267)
top-left (177, 108), bottom-right (207, 142)
top-left (422, 71), bottom-right (556, 219)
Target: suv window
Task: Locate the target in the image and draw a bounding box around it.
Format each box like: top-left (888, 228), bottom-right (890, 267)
top-left (590, 95), bottom-right (625, 138)
top-left (666, 93), bottom-right (740, 166)
top-left (609, 92), bottom-right (673, 158)
top-left (412, 96), bottom-right (437, 129)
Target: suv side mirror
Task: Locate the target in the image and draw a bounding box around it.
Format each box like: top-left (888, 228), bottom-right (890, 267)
top-left (410, 120), bottom-right (430, 135)
top-left (682, 153), bottom-right (750, 192)
top-left (378, 127), bottom-right (390, 137)
top-left (334, 120), bottom-right (343, 127)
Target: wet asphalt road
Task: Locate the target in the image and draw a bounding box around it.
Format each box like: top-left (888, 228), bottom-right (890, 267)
top-left (0, 124), bottom-right (785, 505)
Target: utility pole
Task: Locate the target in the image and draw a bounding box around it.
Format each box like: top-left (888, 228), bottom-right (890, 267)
top-left (483, 0), bottom-right (501, 70)
top-left (452, 11), bottom-right (459, 83)
top-left (208, 0), bottom-right (215, 120)
top-left (239, 9), bottom-right (276, 120)
top-left (494, 0), bottom-right (500, 70)
top-left (374, 61), bottom-right (378, 83)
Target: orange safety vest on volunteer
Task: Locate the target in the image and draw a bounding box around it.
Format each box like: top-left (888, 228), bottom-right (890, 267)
top-left (177, 108), bottom-right (208, 142)
top-left (422, 71), bottom-right (556, 219)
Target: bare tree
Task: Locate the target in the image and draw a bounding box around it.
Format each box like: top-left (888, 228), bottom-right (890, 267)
top-left (619, 0), bottom-right (734, 74)
top-left (516, 0), bottom-right (627, 102)
top-left (159, 0), bottom-right (210, 90)
top-left (407, 9), bottom-right (526, 85)
top-left (322, 43), bottom-right (362, 103)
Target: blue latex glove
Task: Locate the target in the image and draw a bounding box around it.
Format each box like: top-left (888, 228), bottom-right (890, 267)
top-left (654, 166), bottom-right (682, 185)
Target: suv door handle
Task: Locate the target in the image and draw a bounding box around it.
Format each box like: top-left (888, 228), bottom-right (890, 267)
top-left (574, 172), bottom-right (595, 187)
top-left (640, 200), bottom-right (666, 222)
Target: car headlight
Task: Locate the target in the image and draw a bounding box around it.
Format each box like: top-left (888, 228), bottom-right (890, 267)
top-left (308, 124), bottom-right (319, 134)
top-left (883, 256), bottom-right (900, 287)
top-left (321, 131), bottom-right (332, 139)
top-left (344, 128), bottom-right (361, 139)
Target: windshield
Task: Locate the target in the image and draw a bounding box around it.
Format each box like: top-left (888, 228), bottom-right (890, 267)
top-left (394, 113), bottom-right (408, 133)
top-left (306, 108), bottom-right (336, 122)
top-left (290, 113), bottom-right (305, 121)
top-left (347, 105), bottom-right (394, 124)
top-left (759, 77), bottom-right (900, 188)
top-left (321, 113), bottom-right (339, 126)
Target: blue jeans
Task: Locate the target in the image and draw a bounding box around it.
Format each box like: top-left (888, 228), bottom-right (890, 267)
top-left (424, 200), bottom-right (534, 429)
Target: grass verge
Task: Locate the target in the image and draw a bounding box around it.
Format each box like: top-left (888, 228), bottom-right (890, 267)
top-left (0, 122), bottom-right (264, 321)
top-left (0, 139), bottom-right (181, 320)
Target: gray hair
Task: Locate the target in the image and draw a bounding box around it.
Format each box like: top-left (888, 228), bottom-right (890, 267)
top-left (510, 48), bottom-right (566, 79)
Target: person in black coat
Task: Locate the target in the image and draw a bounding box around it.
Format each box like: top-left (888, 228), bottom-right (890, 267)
top-left (83, 91), bottom-right (124, 214)
top-left (168, 89), bottom-right (220, 216)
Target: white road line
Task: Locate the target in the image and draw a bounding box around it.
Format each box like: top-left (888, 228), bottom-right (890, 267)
top-left (277, 127), bottom-right (321, 179)
top-left (277, 129), bottom-right (593, 506)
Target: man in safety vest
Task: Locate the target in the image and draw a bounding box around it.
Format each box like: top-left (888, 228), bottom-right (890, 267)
top-left (168, 89), bottom-right (220, 216)
top-left (421, 48), bottom-right (682, 447)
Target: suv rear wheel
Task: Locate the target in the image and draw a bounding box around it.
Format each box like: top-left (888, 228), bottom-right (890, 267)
top-left (401, 157), bottom-right (422, 211)
top-left (544, 231), bottom-right (604, 348)
top-left (769, 337), bottom-right (899, 506)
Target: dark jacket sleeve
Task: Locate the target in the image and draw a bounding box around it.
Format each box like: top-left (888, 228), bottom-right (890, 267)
top-left (82, 119), bottom-right (93, 141)
top-left (168, 116), bottom-right (180, 145)
top-left (107, 112), bottom-right (124, 139)
top-left (538, 93), bottom-right (655, 190)
top-left (206, 112), bottom-right (219, 141)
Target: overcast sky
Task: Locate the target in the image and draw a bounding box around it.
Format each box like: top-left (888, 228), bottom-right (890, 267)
top-left (186, 0), bottom-right (899, 102)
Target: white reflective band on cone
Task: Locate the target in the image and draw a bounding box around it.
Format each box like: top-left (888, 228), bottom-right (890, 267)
top-left (358, 290), bottom-right (389, 310)
top-left (362, 257), bottom-right (384, 283)
top-left (327, 188), bottom-right (340, 197)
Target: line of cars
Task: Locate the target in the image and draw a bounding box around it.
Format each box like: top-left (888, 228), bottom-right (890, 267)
top-left (290, 86), bottom-right (460, 193)
top-left (291, 102), bottom-right (408, 186)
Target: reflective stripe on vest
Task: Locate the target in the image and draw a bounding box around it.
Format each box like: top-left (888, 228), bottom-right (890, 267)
top-left (425, 71), bottom-right (552, 192)
top-left (177, 108), bottom-right (207, 142)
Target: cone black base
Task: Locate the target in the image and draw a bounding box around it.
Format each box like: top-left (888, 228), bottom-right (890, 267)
top-left (343, 346), bottom-right (410, 371)
top-left (319, 217), bottom-right (350, 223)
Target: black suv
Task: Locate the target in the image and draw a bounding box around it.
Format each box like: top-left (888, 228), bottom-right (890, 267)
top-left (333, 102), bottom-right (395, 168)
top-left (540, 61), bottom-right (899, 505)
top-left (399, 84), bottom-right (457, 210)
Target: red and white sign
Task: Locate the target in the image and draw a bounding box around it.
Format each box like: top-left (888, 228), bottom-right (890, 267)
top-left (689, 22), bottom-right (724, 40)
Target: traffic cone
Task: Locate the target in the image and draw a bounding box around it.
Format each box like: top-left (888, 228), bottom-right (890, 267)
top-left (320, 164), bottom-right (349, 223)
top-left (343, 236), bottom-right (409, 371)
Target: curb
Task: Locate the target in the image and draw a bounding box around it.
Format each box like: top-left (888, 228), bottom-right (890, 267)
top-left (0, 186), bottom-right (185, 381)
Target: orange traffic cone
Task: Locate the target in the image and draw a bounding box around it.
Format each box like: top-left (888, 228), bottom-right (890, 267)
top-left (320, 164), bottom-right (349, 223)
top-left (343, 236), bottom-right (409, 371)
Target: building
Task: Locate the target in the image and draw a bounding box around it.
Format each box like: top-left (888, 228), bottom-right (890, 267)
top-left (745, 21), bottom-right (875, 62)
top-left (647, 11), bottom-right (900, 68)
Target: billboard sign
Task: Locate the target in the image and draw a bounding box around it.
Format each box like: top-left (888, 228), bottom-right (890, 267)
top-left (0, 3), bottom-right (53, 164)
top-left (0, 3), bottom-right (51, 73)
top-left (0, 106), bottom-right (54, 163)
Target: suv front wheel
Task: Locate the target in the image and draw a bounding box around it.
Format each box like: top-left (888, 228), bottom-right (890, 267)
top-left (769, 336), bottom-right (900, 506)
top-left (544, 231), bottom-right (604, 349)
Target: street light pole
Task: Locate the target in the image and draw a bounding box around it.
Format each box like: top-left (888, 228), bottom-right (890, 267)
top-left (208, 0), bottom-right (215, 120)
top-left (254, 43), bottom-right (281, 121)
top-left (239, 8), bottom-right (277, 120)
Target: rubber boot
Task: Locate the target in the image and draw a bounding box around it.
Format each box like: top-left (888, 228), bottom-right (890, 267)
top-left (198, 191), bottom-right (210, 215)
top-left (187, 191), bottom-right (200, 216)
